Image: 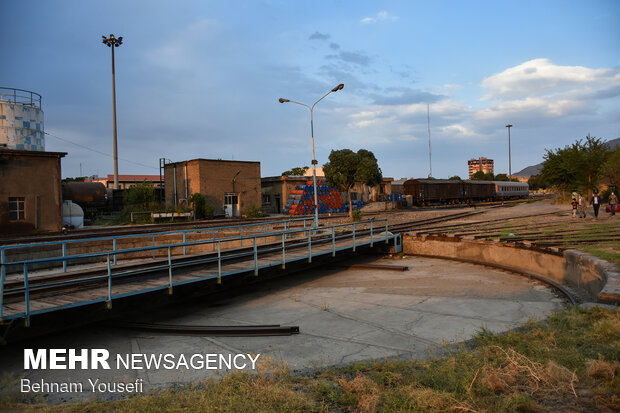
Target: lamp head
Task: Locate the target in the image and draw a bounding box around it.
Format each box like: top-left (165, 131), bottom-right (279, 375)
top-left (506, 124), bottom-right (513, 128)
top-left (332, 83), bottom-right (344, 92)
top-left (278, 98), bottom-right (290, 103)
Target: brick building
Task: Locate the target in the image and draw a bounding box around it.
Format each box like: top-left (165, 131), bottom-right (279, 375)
top-left (164, 159), bottom-right (261, 217)
top-left (468, 157), bottom-right (494, 178)
top-left (0, 149), bottom-right (66, 233)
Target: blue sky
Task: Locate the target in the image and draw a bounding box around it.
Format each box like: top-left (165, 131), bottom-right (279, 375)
top-left (2, 0), bottom-right (619, 179)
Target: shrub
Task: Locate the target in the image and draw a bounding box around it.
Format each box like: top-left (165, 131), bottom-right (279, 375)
top-left (244, 204), bottom-right (265, 218)
top-left (351, 209), bottom-right (363, 222)
top-left (189, 193), bottom-right (215, 219)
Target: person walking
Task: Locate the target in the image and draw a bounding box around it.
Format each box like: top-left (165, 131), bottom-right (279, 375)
top-left (610, 191), bottom-right (618, 216)
top-left (578, 194), bottom-right (587, 218)
top-left (571, 196), bottom-right (578, 218)
top-left (590, 192), bottom-right (602, 219)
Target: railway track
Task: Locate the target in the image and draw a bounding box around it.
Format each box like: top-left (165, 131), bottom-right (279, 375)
top-left (0, 199), bottom-right (533, 246)
top-left (1, 235), bottom-right (323, 301)
top-left (0, 202), bottom-right (585, 328)
top-left (403, 210), bottom-right (568, 236)
top-left (1, 211), bottom-right (483, 301)
top-left (4, 202), bottom-right (585, 307)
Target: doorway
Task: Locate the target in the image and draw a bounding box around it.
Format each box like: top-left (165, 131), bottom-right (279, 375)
top-left (275, 194), bottom-right (281, 213)
top-left (224, 193), bottom-right (240, 217)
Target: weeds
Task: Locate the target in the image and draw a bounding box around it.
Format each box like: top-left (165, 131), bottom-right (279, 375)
top-left (2, 307), bottom-right (618, 412)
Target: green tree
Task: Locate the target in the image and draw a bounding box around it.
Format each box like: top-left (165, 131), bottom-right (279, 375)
top-left (601, 148), bottom-right (620, 190)
top-left (494, 173), bottom-right (509, 181)
top-left (282, 166), bottom-right (309, 176)
top-left (189, 193), bottom-right (207, 219)
top-left (527, 175), bottom-right (547, 190)
top-left (323, 149), bottom-right (382, 219)
top-left (541, 135), bottom-right (612, 198)
top-left (471, 171), bottom-right (494, 181)
top-left (448, 175), bottom-right (461, 181)
top-left (126, 181), bottom-right (156, 210)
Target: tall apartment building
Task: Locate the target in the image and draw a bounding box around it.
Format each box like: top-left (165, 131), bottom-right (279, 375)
top-left (468, 157), bottom-right (494, 178)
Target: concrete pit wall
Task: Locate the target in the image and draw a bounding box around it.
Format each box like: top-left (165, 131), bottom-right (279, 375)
top-left (403, 235), bottom-right (619, 304)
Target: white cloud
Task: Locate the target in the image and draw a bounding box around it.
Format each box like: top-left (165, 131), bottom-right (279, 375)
top-left (476, 97), bottom-right (589, 121)
top-left (330, 58), bottom-right (619, 148)
top-left (473, 59), bottom-right (620, 131)
top-left (481, 58), bottom-right (620, 100)
top-left (440, 124), bottom-right (476, 137)
top-left (360, 10), bottom-right (396, 24)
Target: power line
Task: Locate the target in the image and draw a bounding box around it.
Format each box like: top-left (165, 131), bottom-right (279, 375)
top-left (44, 131), bottom-right (158, 170)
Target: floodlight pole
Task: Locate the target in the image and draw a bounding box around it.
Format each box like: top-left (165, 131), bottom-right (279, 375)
top-left (279, 84), bottom-right (344, 230)
top-left (102, 34), bottom-right (123, 190)
top-left (506, 124), bottom-right (513, 179)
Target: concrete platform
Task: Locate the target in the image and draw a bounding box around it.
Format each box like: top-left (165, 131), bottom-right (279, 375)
top-left (0, 254), bottom-right (567, 402)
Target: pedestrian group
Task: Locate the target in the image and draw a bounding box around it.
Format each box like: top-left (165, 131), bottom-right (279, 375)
top-left (571, 190), bottom-right (617, 218)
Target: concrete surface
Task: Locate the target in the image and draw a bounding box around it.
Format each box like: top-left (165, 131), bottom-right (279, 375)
top-left (0, 255), bottom-right (567, 403)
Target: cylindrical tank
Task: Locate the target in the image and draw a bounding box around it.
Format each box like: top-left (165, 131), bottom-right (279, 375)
top-left (62, 200), bottom-right (84, 229)
top-left (0, 88), bottom-right (44, 151)
top-left (62, 182), bottom-right (107, 208)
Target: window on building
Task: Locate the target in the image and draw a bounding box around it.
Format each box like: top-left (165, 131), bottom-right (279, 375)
top-left (262, 194), bottom-right (271, 204)
top-left (9, 197), bottom-right (25, 220)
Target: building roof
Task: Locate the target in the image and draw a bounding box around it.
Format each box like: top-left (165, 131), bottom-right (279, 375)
top-left (103, 174), bottom-right (161, 181)
top-left (167, 158), bottom-right (260, 166)
top-left (0, 148), bottom-right (67, 158)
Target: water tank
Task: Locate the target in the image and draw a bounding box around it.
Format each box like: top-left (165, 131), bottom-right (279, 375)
top-left (0, 87), bottom-right (44, 151)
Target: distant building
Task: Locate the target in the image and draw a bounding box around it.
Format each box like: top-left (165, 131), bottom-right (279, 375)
top-left (468, 157), bottom-right (494, 178)
top-left (1, 148), bottom-right (66, 233)
top-left (164, 159), bottom-right (261, 217)
top-left (89, 174), bottom-right (162, 189)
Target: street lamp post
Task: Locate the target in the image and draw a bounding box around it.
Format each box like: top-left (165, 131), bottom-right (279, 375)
top-left (506, 124), bottom-right (513, 179)
top-left (279, 83), bottom-right (344, 230)
top-left (102, 34), bottom-right (123, 190)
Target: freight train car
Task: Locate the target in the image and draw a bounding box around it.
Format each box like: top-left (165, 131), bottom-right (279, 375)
top-left (463, 180), bottom-right (495, 202)
top-left (403, 178), bottom-right (529, 205)
top-left (403, 179), bottom-right (464, 205)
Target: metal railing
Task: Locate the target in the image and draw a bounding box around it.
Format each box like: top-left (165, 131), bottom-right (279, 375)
top-left (0, 216), bottom-right (316, 274)
top-left (1, 218), bottom-right (396, 325)
top-left (0, 87), bottom-right (42, 108)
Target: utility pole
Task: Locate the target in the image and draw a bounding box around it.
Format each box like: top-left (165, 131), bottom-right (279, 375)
top-left (427, 104), bottom-right (432, 178)
top-left (506, 124), bottom-right (513, 178)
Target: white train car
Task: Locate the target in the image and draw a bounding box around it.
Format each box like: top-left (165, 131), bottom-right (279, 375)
top-left (493, 181), bottom-right (529, 198)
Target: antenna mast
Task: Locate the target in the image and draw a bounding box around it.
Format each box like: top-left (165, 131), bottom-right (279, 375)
top-left (427, 104), bottom-right (432, 178)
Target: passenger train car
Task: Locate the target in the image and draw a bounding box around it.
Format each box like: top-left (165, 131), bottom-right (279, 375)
top-left (493, 181), bottom-right (529, 198)
top-left (403, 179), bottom-right (528, 205)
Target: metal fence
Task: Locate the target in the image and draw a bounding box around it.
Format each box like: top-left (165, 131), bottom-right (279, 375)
top-left (1, 218), bottom-right (398, 325)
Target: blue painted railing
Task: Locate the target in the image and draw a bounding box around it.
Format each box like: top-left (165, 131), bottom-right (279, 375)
top-left (1, 218), bottom-right (395, 326)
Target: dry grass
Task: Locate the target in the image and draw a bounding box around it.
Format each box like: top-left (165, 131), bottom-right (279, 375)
top-left (2, 306), bottom-right (619, 412)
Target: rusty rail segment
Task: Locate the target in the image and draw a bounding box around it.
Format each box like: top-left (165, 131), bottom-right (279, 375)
top-left (112, 322), bottom-right (300, 336)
